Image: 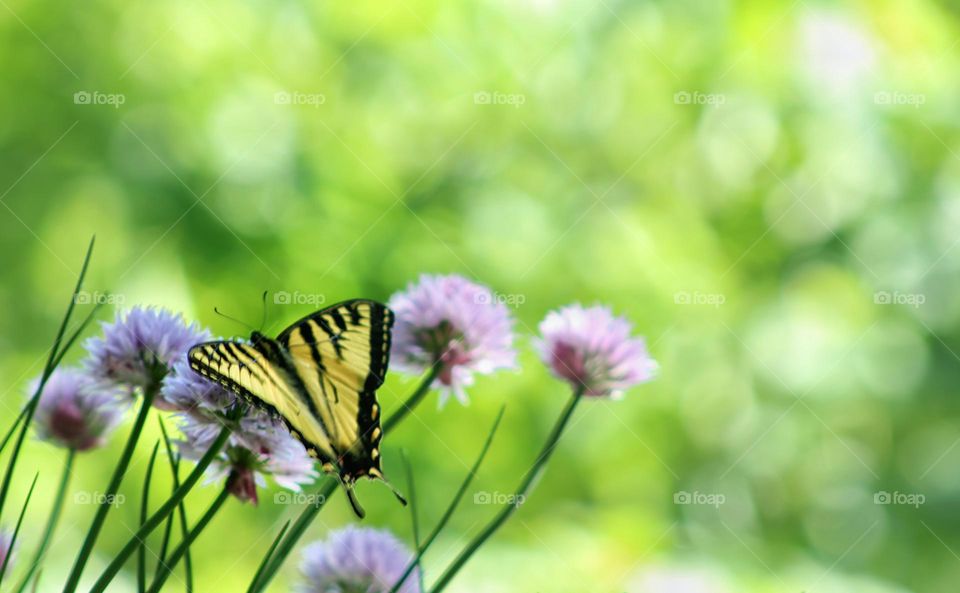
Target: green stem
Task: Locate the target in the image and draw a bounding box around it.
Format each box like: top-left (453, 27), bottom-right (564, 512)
top-left (15, 450), bottom-right (75, 593)
top-left (146, 488), bottom-right (230, 593)
top-left (86, 425), bottom-right (232, 593)
top-left (0, 406), bottom-right (30, 458)
top-left (62, 382), bottom-right (159, 593)
top-left (158, 418), bottom-right (193, 591)
top-left (173, 464), bottom-right (194, 592)
top-left (138, 442), bottom-right (161, 592)
top-left (429, 389), bottom-right (584, 593)
top-left (390, 407), bottom-right (505, 593)
top-left (400, 451), bottom-right (425, 593)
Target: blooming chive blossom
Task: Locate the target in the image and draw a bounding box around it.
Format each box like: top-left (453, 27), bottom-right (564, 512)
top-left (33, 368), bottom-right (124, 451)
top-left (536, 304), bottom-right (657, 397)
top-left (0, 528), bottom-right (13, 572)
top-left (298, 526), bottom-right (421, 593)
top-left (164, 360), bottom-right (317, 503)
top-left (84, 307), bottom-right (209, 402)
top-left (388, 274), bottom-right (516, 405)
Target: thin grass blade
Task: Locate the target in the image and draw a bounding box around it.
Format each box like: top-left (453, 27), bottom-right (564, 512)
top-left (139, 441), bottom-right (161, 592)
top-left (245, 520), bottom-right (291, 593)
top-left (158, 418), bottom-right (193, 591)
top-left (0, 472), bottom-right (39, 585)
top-left (400, 450), bottom-right (425, 593)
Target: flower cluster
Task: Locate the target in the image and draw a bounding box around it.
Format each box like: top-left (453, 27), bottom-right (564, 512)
top-left (298, 527), bottom-right (421, 593)
top-left (536, 304), bottom-right (657, 397)
top-left (388, 275), bottom-right (656, 402)
top-left (84, 307), bottom-right (208, 400)
top-left (32, 284), bottom-right (655, 513)
top-left (389, 274), bottom-right (517, 406)
top-left (33, 368), bottom-right (124, 451)
top-left (2, 256), bottom-right (662, 593)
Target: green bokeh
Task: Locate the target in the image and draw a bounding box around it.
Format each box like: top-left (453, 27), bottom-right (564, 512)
top-left (0, 0), bottom-right (957, 591)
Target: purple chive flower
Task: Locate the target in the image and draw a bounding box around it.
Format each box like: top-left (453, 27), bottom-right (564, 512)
top-left (164, 360), bottom-right (317, 503)
top-left (84, 307), bottom-right (209, 402)
top-left (298, 526), bottom-right (421, 593)
top-left (32, 368), bottom-right (124, 451)
top-left (0, 528), bottom-right (14, 572)
top-left (536, 304), bottom-right (657, 397)
top-left (388, 274), bottom-right (516, 406)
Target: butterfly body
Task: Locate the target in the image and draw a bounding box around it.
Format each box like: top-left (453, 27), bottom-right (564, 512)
top-left (188, 299), bottom-right (395, 516)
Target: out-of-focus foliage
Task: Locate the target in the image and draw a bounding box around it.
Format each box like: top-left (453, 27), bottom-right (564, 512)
top-left (0, 0), bottom-right (956, 591)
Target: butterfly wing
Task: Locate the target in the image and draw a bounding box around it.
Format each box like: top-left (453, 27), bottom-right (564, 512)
top-left (276, 299), bottom-right (394, 483)
top-left (187, 339), bottom-right (339, 463)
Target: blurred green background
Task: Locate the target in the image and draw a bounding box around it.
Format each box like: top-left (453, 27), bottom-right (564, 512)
top-left (0, 0), bottom-right (956, 591)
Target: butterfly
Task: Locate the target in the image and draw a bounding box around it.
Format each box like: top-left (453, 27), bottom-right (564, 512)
top-left (187, 298), bottom-right (400, 517)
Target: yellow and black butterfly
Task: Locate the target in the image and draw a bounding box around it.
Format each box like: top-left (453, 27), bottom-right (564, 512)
top-left (187, 298), bottom-right (399, 517)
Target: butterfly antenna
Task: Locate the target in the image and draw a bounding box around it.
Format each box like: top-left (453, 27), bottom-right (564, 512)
top-left (370, 468), bottom-right (407, 506)
top-left (260, 290), bottom-right (269, 333)
top-left (213, 307), bottom-right (256, 333)
top-left (386, 480), bottom-right (408, 506)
